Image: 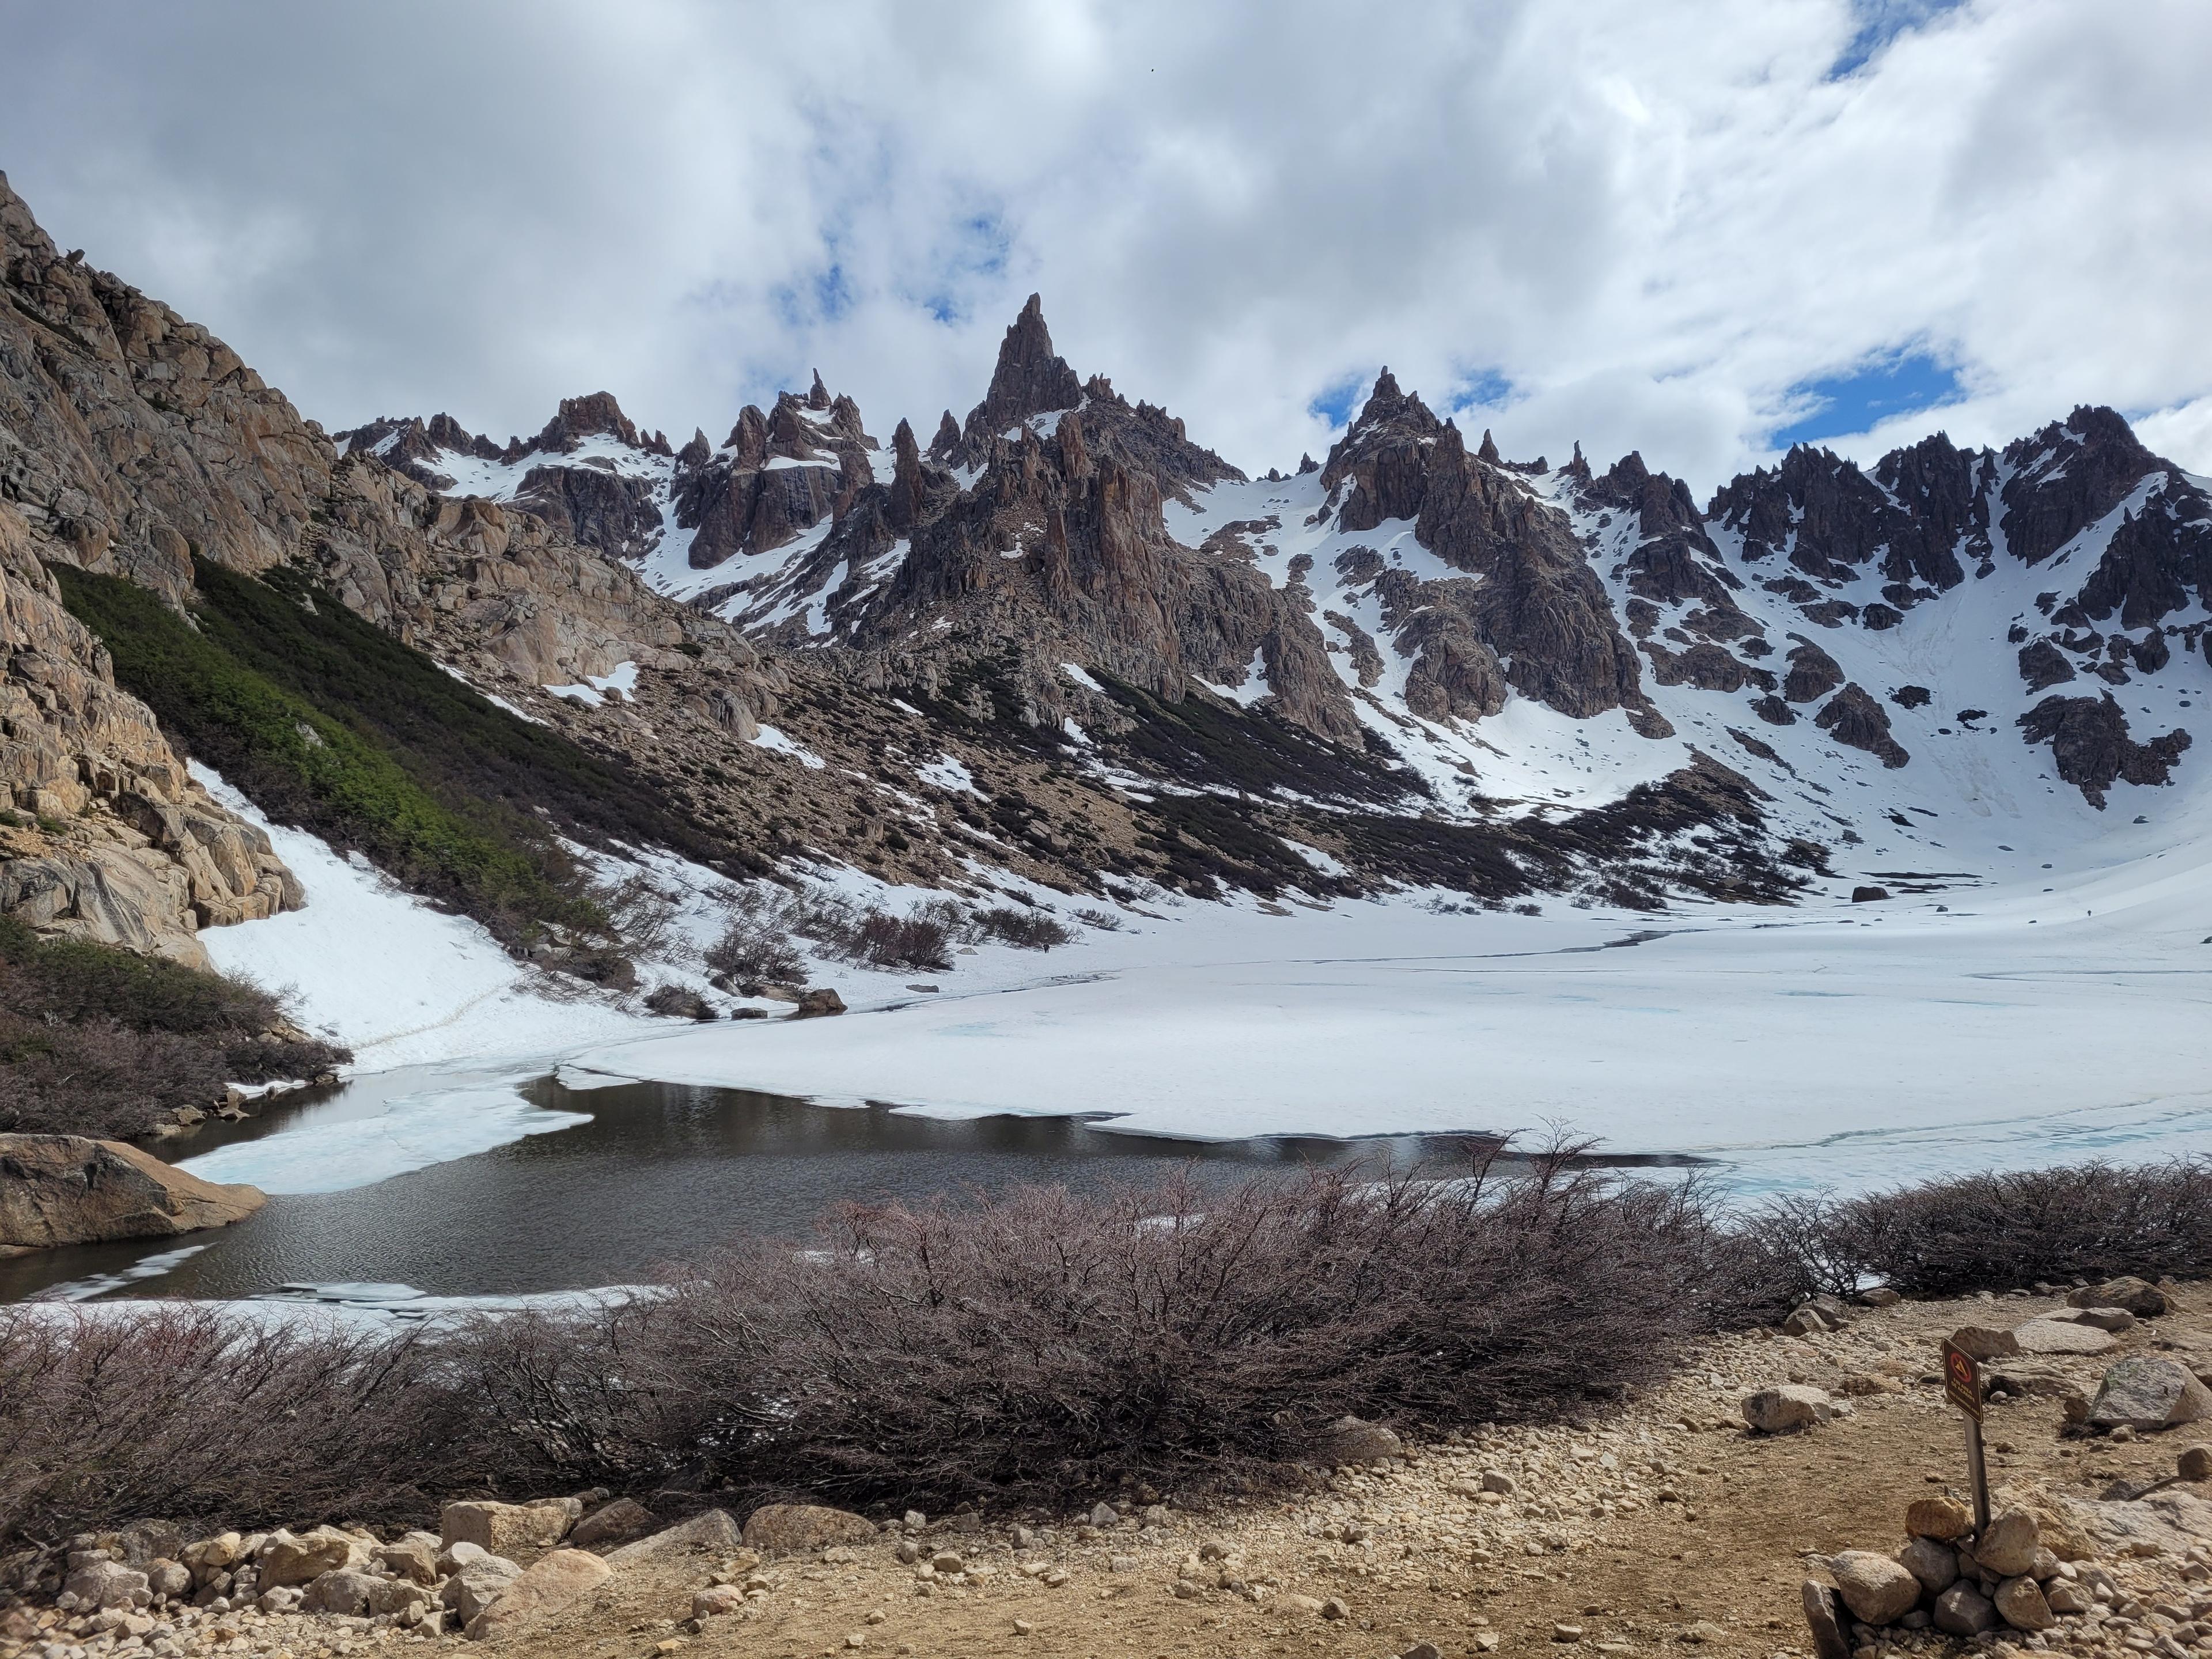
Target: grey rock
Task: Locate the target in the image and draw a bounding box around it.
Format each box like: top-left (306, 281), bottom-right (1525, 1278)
top-left (62, 1559), bottom-right (148, 1611)
top-left (1933, 1582), bottom-right (1998, 1638)
top-left (300, 1568), bottom-right (378, 1617)
top-left (1743, 1385), bottom-right (1832, 1434)
top-left (440, 1555), bottom-right (522, 1623)
top-left (1828, 1551), bottom-right (1919, 1624)
top-left (1994, 1575), bottom-right (2054, 1632)
top-left (1801, 1580), bottom-right (1850, 1659)
top-left (1897, 1537), bottom-right (1958, 1596)
top-left (604, 1509), bottom-right (743, 1567)
top-left (2090, 1357), bottom-right (2212, 1430)
top-left (2071, 1277), bottom-right (2171, 1317)
top-left (2013, 1317), bottom-right (2118, 1355)
top-left (1974, 1511), bottom-right (2040, 1579)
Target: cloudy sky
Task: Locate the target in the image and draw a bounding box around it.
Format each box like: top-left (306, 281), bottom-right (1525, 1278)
top-left (3, 0), bottom-right (2207, 492)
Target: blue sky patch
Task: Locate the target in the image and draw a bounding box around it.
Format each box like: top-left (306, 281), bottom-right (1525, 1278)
top-left (1450, 367), bottom-right (1513, 411)
top-left (1829, 0), bottom-right (1965, 78)
top-left (1307, 373), bottom-right (1369, 430)
top-left (1774, 350), bottom-right (1961, 448)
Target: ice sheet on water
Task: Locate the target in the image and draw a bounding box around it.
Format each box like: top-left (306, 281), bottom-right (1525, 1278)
top-left (176, 1085), bottom-right (592, 1194)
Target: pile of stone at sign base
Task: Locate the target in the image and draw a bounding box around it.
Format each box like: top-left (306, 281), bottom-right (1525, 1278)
top-left (1807, 1497), bottom-right (2100, 1653)
top-left (7, 1494), bottom-right (645, 1652)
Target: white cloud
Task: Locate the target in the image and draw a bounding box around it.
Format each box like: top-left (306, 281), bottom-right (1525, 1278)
top-left (2, 0), bottom-right (2207, 494)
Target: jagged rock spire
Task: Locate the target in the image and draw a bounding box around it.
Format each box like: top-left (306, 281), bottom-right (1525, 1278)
top-left (964, 293), bottom-right (1082, 440)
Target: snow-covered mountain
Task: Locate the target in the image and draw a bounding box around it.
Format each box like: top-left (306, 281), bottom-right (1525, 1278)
top-left (339, 298), bottom-right (2210, 911)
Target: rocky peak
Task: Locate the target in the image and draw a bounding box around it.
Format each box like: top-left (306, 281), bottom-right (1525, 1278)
top-left (676, 428), bottom-right (711, 470)
top-left (927, 411), bottom-right (962, 464)
top-left (2001, 405), bottom-right (2166, 567)
top-left (1478, 429), bottom-right (1501, 464)
top-left (806, 370), bottom-right (832, 411)
top-left (963, 293), bottom-right (1082, 443)
top-left (517, 391), bottom-right (643, 459)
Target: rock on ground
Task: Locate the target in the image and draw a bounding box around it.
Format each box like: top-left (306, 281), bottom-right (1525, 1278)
top-left (465, 1548), bottom-right (612, 1641)
top-left (1743, 1385), bottom-right (1832, 1434)
top-left (0, 1135), bottom-right (264, 1249)
top-left (741, 1505), bottom-right (880, 1556)
top-left (604, 1510), bottom-right (744, 1567)
top-left (440, 1498), bottom-right (580, 1559)
top-left (2089, 1356), bottom-right (2212, 1430)
top-left (1828, 1550), bottom-right (1919, 1623)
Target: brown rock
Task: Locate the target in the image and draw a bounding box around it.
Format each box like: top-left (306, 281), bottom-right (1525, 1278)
top-left (740, 1504), bottom-right (878, 1556)
top-left (604, 1509), bottom-right (744, 1568)
top-left (2089, 1356), bottom-right (2212, 1429)
top-left (1800, 1580), bottom-right (1850, 1659)
top-left (1933, 1581), bottom-right (1998, 1637)
top-left (1905, 1496), bottom-right (1972, 1540)
top-left (2012, 1318), bottom-right (2118, 1355)
top-left (2071, 1277), bottom-right (2172, 1318)
top-left (0, 1135), bottom-right (264, 1250)
top-left (1827, 1551), bottom-right (1919, 1624)
top-left (1974, 1511), bottom-right (2040, 1578)
top-left (568, 1498), bottom-right (654, 1552)
top-left (1896, 1536), bottom-right (1957, 1595)
top-left (791, 987), bottom-right (847, 1019)
top-left (259, 1527), bottom-right (362, 1589)
top-left (1993, 1575), bottom-right (2054, 1632)
top-left (1946, 1324), bottom-right (2021, 1361)
top-left (440, 1498), bottom-right (581, 1559)
top-left (464, 1549), bottom-right (611, 1641)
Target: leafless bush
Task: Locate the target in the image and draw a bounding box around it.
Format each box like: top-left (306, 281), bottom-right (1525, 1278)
top-left (703, 904), bottom-right (807, 985)
top-left (594, 872), bottom-right (680, 959)
top-left (1782, 1160), bottom-right (2212, 1298)
top-left (1073, 907), bottom-right (1123, 931)
top-left (0, 1305), bottom-right (476, 1549)
top-left (852, 911), bottom-right (954, 971)
top-left (973, 906), bottom-right (1073, 950)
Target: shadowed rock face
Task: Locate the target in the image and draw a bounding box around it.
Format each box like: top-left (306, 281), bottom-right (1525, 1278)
top-left (0, 1134), bottom-right (264, 1250)
top-left (2018, 692), bottom-right (2192, 808)
top-left (1814, 683), bottom-right (1910, 769)
top-left (963, 293), bottom-right (1083, 446)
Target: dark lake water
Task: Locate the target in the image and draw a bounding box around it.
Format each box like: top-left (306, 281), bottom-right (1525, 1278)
top-left (0, 1069), bottom-right (1545, 1308)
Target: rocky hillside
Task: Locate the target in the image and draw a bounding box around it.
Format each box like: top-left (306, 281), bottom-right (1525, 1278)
top-left (8, 163), bottom-right (2210, 967)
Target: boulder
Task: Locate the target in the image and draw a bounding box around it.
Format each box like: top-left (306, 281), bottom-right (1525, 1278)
top-left (1314, 1416), bottom-right (1405, 1465)
top-left (145, 1559), bottom-right (191, 1599)
top-left (1975, 1511), bottom-right (2041, 1578)
top-left (259, 1528), bottom-right (361, 1589)
top-left (1800, 1581), bottom-right (1850, 1659)
top-left (373, 1535), bottom-right (440, 1585)
top-left (1946, 1324), bottom-right (2020, 1361)
top-left (62, 1559), bottom-right (148, 1611)
top-left (1934, 1582), bottom-right (1998, 1637)
top-left (2090, 1357), bottom-right (2212, 1430)
top-left (1994, 1575), bottom-right (2054, 1631)
top-left (604, 1509), bottom-right (744, 1567)
top-left (300, 1569), bottom-right (378, 1617)
top-left (1897, 1537), bottom-right (1958, 1596)
top-left (2180, 1445), bottom-right (2212, 1480)
top-left (791, 987), bottom-right (847, 1018)
top-left (567, 1498), bottom-right (654, 1552)
top-left (1828, 1551), bottom-right (1919, 1624)
top-left (2013, 1318), bottom-right (2118, 1356)
top-left (180, 1533), bottom-right (242, 1586)
top-left (440, 1554), bottom-right (522, 1623)
top-left (2071, 1277), bottom-right (2171, 1317)
top-left (741, 1504), bottom-right (879, 1556)
top-left (1743, 1385), bottom-right (1832, 1434)
top-left (1905, 1496), bottom-right (1972, 1540)
top-left (2061, 1305), bottom-right (2137, 1334)
top-left (464, 1548), bottom-right (611, 1641)
top-left (440, 1497), bottom-right (579, 1558)
top-left (365, 1578), bottom-right (433, 1619)
top-left (0, 1135), bottom-right (265, 1250)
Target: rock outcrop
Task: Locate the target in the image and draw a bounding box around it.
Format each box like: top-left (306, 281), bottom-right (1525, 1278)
top-left (0, 1133), bottom-right (264, 1252)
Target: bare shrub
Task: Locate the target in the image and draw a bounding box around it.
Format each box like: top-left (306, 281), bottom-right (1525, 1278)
top-left (0, 1305), bottom-right (476, 1548)
top-left (852, 912), bottom-right (952, 971)
top-left (973, 906), bottom-right (1073, 950)
top-left (1793, 1160), bottom-right (2212, 1298)
top-left (1073, 907), bottom-right (1123, 931)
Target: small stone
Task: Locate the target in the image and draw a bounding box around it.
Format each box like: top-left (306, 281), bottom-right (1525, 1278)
top-left (1934, 1582), bottom-right (1999, 1638)
top-left (1949, 1325), bottom-right (2022, 1361)
top-left (2047, 1582), bottom-right (2093, 1615)
top-left (1830, 1551), bottom-right (1921, 1624)
top-left (692, 1586), bottom-right (745, 1618)
top-left (1088, 1503), bottom-right (1119, 1529)
top-left (2181, 1445), bottom-right (2212, 1480)
top-left (1554, 1623), bottom-right (1585, 1643)
top-left (1482, 1471), bottom-right (1518, 1495)
top-left (1976, 1512), bottom-right (2042, 1579)
top-left (1906, 1496), bottom-right (1974, 1540)
top-left (1862, 1287), bottom-right (1903, 1307)
top-left (2066, 1306), bottom-right (2138, 1334)
top-left (1899, 1537), bottom-right (1960, 1596)
top-left (1315, 1416), bottom-right (1404, 1465)
top-left (845, 1632), bottom-right (866, 1648)
top-left (1995, 1575), bottom-right (2055, 1632)
top-left (1321, 1597), bottom-right (1350, 1620)
top-left (1402, 1646), bottom-right (1444, 1659)
top-left (1012, 1618), bottom-right (1035, 1635)
top-left (1744, 1385), bottom-right (1834, 1434)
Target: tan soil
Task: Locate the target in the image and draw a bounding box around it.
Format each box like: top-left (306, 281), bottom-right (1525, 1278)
top-left (483, 1287), bottom-right (2212, 1659)
top-left (19, 1286), bottom-right (2212, 1659)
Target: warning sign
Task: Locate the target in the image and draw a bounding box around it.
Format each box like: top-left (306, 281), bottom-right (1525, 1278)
top-left (1941, 1338), bottom-right (1983, 1422)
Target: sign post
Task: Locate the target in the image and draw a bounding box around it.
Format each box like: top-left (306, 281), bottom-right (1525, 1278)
top-left (1941, 1337), bottom-right (1992, 1534)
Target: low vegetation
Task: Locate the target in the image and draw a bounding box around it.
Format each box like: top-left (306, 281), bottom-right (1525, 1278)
top-left (0, 916), bottom-right (348, 1138)
top-left (51, 558), bottom-right (747, 957)
top-left (704, 888), bottom-right (1075, 983)
top-left (9, 1152), bottom-right (2203, 1548)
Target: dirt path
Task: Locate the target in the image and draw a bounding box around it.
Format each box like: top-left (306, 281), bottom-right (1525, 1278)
top-left (483, 1286), bottom-right (2212, 1659)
